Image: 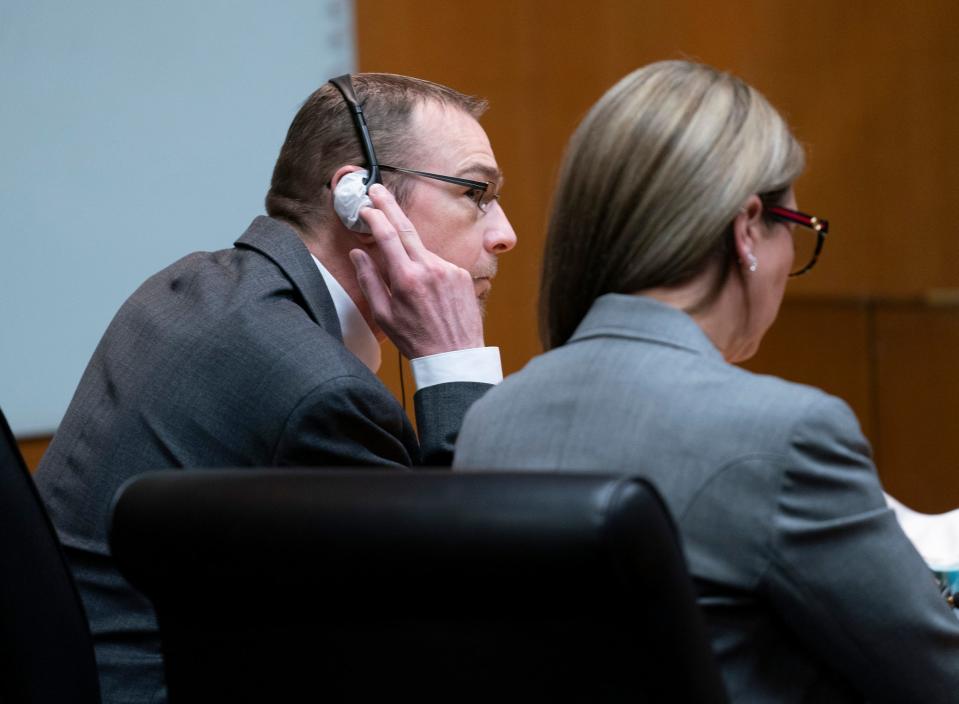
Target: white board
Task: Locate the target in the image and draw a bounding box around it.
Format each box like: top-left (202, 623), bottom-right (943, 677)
top-left (0, 0), bottom-right (356, 435)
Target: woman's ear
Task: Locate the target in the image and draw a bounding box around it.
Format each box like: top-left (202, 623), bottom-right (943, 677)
top-left (733, 194), bottom-right (764, 273)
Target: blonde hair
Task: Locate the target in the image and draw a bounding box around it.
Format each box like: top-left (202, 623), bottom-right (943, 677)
top-left (540, 60), bottom-right (805, 349)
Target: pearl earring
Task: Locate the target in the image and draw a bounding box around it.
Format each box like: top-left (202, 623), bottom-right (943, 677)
top-left (746, 253), bottom-right (758, 272)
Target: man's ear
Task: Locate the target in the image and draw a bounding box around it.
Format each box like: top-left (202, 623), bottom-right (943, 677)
top-left (329, 164), bottom-right (367, 196)
top-left (732, 194), bottom-right (764, 269)
top-left (329, 165), bottom-right (374, 236)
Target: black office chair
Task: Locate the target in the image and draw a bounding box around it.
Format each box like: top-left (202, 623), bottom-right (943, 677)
top-left (110, 469), bottom-right (728, 703)
top-left (0, 407), bottom-right (101, 703)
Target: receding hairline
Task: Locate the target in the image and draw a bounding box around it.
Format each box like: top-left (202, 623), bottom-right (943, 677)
top-left (351, 72), bottom-right (489, 119)
top-left (397, 99), bottom-right (502, 181)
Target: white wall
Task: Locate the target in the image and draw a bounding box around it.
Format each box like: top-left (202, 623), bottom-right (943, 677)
top-left (0, 0), bottom-right (356, 435)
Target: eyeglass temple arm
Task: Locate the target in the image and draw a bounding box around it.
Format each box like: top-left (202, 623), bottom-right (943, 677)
top-left (329, 74), bottom-right (381, 187)
top-left (767, 206), bottom-right (829, 234)
top-left (379, 165), bottom-right (489, 190)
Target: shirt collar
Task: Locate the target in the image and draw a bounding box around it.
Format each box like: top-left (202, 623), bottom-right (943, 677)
top-left (569, 293), bottom-right (724, 362)
top-left (311, 255), bottom-right (381, 372)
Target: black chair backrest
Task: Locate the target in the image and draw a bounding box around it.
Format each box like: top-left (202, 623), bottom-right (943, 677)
top-left (110, 469), bottom-right (728, 703)
top-left (0, 408), bottom-right (100, 703)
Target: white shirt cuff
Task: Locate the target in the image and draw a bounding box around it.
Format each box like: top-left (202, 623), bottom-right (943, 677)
top-left (410, 347), bottom-right (503, 390)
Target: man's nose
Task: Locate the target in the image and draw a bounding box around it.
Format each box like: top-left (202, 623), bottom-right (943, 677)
top-left (485, 204), bottom-right (517, 254)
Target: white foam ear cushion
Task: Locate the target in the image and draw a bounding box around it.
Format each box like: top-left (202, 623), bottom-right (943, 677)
top-left (333, 169), bottom-right (373, 233)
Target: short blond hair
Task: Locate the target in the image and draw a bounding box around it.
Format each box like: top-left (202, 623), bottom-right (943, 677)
top-left (540, 60), bottom-right (805, 349)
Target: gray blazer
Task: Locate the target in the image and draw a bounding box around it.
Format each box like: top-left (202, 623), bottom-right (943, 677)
top-left (36, 216), bottom-right (489, 703)
top-left (455, 293), bottom-right (959, 703)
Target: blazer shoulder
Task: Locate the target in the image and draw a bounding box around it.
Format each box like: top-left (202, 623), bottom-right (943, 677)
top-left (721, 362), bottom-right (854, 432)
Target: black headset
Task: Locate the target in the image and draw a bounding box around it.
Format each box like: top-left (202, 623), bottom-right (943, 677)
top-left (328, 74), bottom-right (408, 409)
top-left (328, 74), bottom-right (381, 190)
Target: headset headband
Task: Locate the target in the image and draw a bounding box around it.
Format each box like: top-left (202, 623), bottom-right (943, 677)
top-left (328, 74), bottom-right (381, 188)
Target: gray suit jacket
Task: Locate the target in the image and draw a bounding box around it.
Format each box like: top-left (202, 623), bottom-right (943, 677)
top-left (455, 293), bottom-right (959, 703)
top-left (36, 216), bottom-right (489, 703)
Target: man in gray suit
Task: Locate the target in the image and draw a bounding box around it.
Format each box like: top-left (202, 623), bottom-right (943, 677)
top-left (36, 73), bottom-right (516, 702)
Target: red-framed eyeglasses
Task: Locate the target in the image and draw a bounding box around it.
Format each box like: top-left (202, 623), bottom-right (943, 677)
top-left (767, 206), bottom-right (829, 277)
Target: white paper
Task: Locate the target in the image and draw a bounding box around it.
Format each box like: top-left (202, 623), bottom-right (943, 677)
top-left (886, 493), bottom-right (959, 571)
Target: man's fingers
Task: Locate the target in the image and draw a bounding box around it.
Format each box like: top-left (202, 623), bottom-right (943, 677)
top-left (367, 184), bottom-right (429, 260)
top-left (357, 207), bottom-right (412, 272)
top-left (349, 249), bottom-right (392, 325)
top-left (351, 184), bottom-right (487, 358)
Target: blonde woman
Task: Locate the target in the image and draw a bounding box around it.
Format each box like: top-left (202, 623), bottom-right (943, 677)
top-left (455, 61), bottom-right (959, 702)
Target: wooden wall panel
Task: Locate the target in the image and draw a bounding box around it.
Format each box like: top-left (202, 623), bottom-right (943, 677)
top-left (873, 306), bottom-right (959, 512)
top-left (358, 0), bottom-right (959, 370)
top-left (358, 0), bottom-right (959, 505)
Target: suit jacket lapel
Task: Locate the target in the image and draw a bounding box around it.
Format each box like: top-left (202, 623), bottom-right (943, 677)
top-left (234, 216), bottom-right (343, 340)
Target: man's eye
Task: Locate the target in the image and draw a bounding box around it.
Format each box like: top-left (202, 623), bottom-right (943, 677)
top-left (464, 187), bottom-right (484, 204)
top-left (479, 190), bottom-right (499, 212)
top-left (463, 183), bottom-right (499, 213)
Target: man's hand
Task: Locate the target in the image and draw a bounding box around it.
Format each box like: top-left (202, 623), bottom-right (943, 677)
top-left (348, 183), bottom-right (485, 359)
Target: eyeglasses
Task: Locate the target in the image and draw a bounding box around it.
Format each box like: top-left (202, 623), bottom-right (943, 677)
top-left (379, 164), bottom-right (500, 213)
top-left (767, 205), bottom-right (829, 277)
top-left (328, 74), bottom-right (499, 215)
